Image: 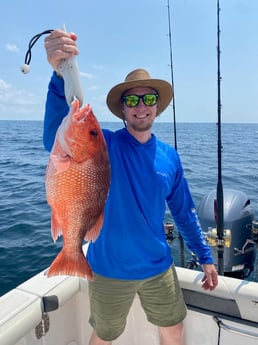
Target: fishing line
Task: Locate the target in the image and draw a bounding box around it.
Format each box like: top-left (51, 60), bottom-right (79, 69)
top-left (20, 30), bottom-right (54, 74)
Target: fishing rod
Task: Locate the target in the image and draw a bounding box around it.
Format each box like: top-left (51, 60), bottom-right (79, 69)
top-left (167, 0), bottom-right (177, 151)
top-left (167, 0), bottom-right (185, 268)
top-left (215, 0), bottom-right (225, 276)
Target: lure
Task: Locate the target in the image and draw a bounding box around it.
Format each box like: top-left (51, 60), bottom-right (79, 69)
top-left (21, 25), bottom-right (84, 107)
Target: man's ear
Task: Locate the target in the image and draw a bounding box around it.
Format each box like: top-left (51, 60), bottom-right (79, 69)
top-left (155, 101), bottom-right (160, 116)
top-left (121, 103), bottom-right (126, 117)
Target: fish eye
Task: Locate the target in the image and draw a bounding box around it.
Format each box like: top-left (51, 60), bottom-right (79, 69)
top-left (90, 129), bottom-right (98, 137)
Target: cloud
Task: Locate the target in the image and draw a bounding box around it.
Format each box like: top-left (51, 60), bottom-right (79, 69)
top-left (5, 43), bottom-right (20, 53)
top-left (80, 72), bottom-right (93, 79)
top-left (0, 79), bottom-right (38, 118)
top-left (88, 85), bottom-right (100, 91)
top-left (0, 79), bottom-right (11, 93)
top-left (91, 64), bottom-right (104, 71)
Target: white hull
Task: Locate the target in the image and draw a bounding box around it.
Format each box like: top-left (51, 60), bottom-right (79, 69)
top-left (1, 255), bottom-right (257, 345)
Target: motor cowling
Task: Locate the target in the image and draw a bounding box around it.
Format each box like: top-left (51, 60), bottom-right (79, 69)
top-left (198, 189), bottom-right (257, 278)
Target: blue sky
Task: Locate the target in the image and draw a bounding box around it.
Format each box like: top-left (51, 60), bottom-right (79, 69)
top-left (0, 0), bottom-right (257, 122)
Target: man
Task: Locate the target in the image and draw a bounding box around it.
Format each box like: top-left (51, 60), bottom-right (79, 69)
top-left (44, 29), bottom-right (218, 345)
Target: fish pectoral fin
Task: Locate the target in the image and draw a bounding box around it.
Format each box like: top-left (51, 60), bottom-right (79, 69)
top-left (85, 211), bottom-right (104, 243)
top-left (51, 212), bottom-right (63, 242)
top-left (50, 154), bottom-right (71, 174)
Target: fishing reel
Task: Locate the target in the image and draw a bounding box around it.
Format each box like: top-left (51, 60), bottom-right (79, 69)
top-left (164, 223), bottom-right (176, 244)
top-left (205, 227), bottom-right (232, 248)
top-left (246, 220), bottom-right (258, 243)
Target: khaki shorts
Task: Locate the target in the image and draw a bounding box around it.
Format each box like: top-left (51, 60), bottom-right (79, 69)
top-left (88, 265), bottom-right (187, 341)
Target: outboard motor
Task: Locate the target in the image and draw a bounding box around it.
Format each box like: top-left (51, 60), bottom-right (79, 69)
top-left (198, 189), bottom-right (256, 279)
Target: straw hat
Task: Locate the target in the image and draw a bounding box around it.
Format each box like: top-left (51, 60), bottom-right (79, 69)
top-left (106, 68), bottom-right (173, 119)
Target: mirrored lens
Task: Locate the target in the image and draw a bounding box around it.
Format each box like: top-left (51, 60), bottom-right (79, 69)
top-left (143, 94), bottom-right (158, 106)
top-left (124, 95), bottom-right (139, 107)
top-left (123, 94), bottom-right (158, 107)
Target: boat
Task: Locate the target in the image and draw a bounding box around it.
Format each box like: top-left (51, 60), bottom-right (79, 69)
top-left (0, 242), bottom-right (258, 345)
top-left (1, 1), bottom-right (257, 344)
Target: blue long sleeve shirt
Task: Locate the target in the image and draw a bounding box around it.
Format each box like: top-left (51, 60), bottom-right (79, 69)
top-left (43, 72), bottom-right (214, 279)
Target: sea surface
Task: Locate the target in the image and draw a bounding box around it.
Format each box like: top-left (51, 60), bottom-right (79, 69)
top-left (0, 121), bottom-right (258, 296)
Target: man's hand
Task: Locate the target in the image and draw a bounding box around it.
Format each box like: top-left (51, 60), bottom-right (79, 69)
top-left (201, 264), bottom-right (218, 291)
top-left (44, 29), bottom-right (79, 72)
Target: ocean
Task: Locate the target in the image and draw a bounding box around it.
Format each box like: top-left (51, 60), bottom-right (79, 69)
top-left (0, 121), bottom-right (257, 296)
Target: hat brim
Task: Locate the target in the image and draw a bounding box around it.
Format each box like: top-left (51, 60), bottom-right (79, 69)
top-left (106, 79), bottom-right (173, 119)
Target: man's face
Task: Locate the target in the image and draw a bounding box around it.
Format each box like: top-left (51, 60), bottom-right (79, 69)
top-left (121, 87), bottom-right (159, 133)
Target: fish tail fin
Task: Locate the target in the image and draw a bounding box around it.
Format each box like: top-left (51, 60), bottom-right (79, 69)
top-left (47, 248), bottom-right (93, 280)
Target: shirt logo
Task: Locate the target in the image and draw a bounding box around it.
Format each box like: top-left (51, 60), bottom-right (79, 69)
top-left (156, 171), bottom-right (168, 178)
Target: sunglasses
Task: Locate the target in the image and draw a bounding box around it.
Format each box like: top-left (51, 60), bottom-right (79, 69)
top-left (122, 93), bottom-right (159, 107)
